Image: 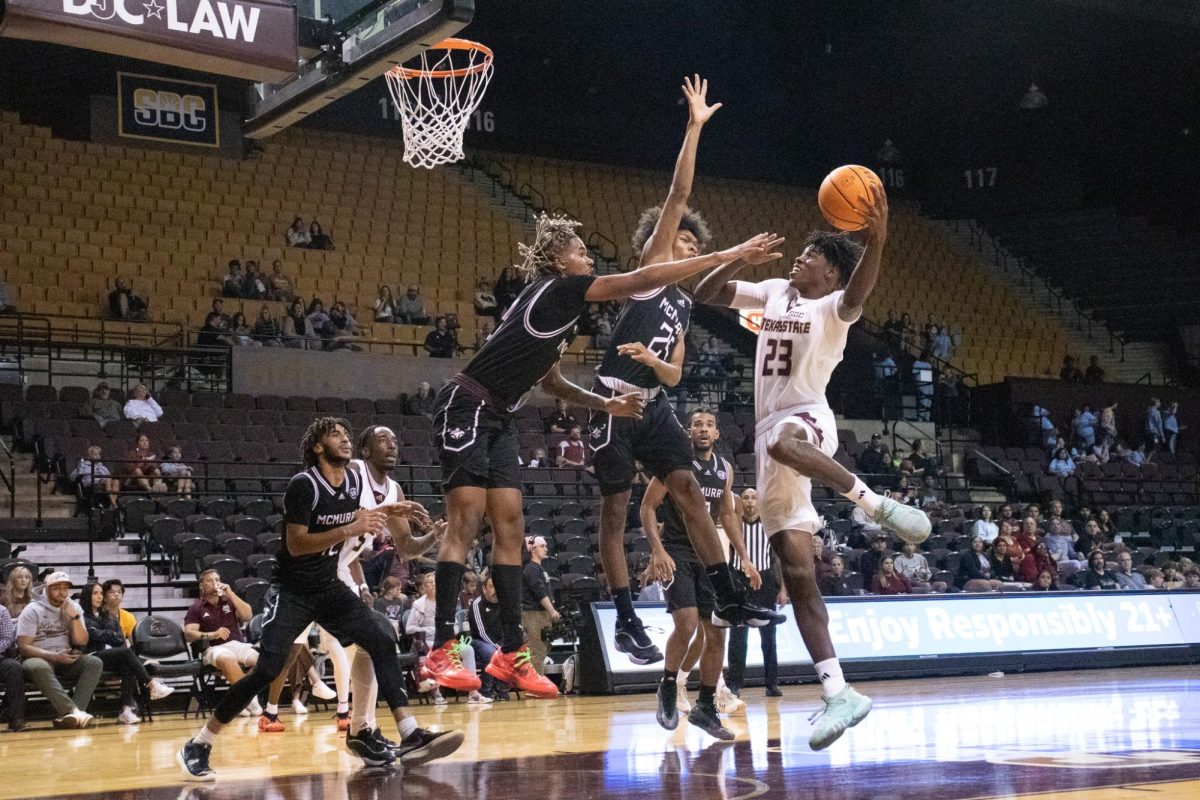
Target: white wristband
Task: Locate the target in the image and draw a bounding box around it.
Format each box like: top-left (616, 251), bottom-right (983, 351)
top-left (358, 584), bottom-right (370, 594)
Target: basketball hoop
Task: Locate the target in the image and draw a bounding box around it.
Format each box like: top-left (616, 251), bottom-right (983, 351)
top-left (385, 38), bottom-right (494, 169)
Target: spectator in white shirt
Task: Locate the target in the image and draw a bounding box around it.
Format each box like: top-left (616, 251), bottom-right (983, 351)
top-left (122, 384), bottom-right (162, 424)
top-left (970, 506), bottom-right (999, 543)
top-left (286, 217), bottom-right (311, 247)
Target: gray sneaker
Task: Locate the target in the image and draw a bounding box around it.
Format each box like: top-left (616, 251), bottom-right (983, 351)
top-left (873, 498), bottom-right (931, 545)
top-left (807, 686), bottom-right (872, 751)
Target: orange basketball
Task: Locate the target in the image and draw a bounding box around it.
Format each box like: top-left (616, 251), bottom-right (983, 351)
top-left (818, 165), bottom-right (883, 231)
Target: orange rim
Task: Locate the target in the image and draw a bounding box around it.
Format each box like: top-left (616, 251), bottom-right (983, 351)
top-left (389, 38), bottom-right (494, 80)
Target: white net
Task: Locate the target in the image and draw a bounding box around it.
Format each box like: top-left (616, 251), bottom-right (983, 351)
top-left (384, 39), bottom-right (494, 169)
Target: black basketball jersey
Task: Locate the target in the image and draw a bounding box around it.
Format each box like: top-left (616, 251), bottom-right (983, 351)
top-left (279, 466), bottom-right (363, 592)
top-left (659, 453), bottom-right (731, 551)
top-left (598, 285), bottom-right (692, 389)
top-left (460, 274), bottom-right (597, 408)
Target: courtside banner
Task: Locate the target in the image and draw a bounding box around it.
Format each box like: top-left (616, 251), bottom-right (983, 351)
top-left (0, 0), bottom-right (296, 82)
top-left (118, 73), bottom-right (219, 147)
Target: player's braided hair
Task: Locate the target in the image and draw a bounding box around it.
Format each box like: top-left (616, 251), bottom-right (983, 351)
top-left (631, 205), bottom-right (713, 257)
top-left (805, 230), bottom-right (864, 287)
top-left (301, 416), bottom-right (351, 467)
top-left (516, 213), bottom-right (582, 278)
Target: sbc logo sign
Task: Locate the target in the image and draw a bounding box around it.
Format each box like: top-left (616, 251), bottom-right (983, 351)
top-left (118, 73), bottom-right (219, 147)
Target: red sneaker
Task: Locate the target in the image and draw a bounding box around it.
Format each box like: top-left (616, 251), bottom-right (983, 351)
top-left (485, 646), bottom-right (558, 699)
top-left (335, 712), bottom-right (351, 733)
top-left (258, 713), bottom-right (285, 732)
top-left (421, 640), bottom-right (482, 692)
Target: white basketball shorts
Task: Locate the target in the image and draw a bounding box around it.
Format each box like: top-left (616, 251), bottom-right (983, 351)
top-left (754, 404), bottom-right (839, 536)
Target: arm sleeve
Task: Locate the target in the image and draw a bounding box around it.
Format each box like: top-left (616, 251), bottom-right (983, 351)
top-left (727, 279), bottom-right (776, 310)
top-left (528, 275), bottom-right (596, 332)
top-left (523, 563), bottom-right (548, 604)
top-left (283, 475), bottom-right (317, 527)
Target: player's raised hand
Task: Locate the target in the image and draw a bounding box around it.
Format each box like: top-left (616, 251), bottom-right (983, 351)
top-left (616, 342), bottom-right (659, 366)
top-left (605, 392), bottom-right (646, 420)
top-left (683, 74), bottom-right (722, 126)
top-left (722, 232), bottom-right (786, 265)
top-left (742, 560), bottom-right (763, 591)
top-left (350, 508), bottom-right (389, 537)
top-left (381, 500), bottom-right (432, 530)
top-left (861, 181), bottom-right (889, 243)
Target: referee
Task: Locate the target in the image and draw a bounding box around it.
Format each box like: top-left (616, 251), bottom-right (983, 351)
top-left (726, 488), bottom-right (782, 697)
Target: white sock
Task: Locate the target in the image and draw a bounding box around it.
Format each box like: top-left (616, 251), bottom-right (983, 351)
top-left (815, 658), bottom-right (847, 697)
top-left (398, 716), bottom-right (418, 738)
top-left (336, 702), bottom-right (349, 714)
top-left (265, 703), bottom-right (279, 716)
top-left (192, 726), bottom-right (216, 746)
top-left (677, 669), bottom-right (689, 687)
top-left (841, 478), bottom-right (883, 515)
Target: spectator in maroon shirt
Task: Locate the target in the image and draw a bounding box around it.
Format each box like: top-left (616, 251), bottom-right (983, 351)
top-left (182, 570), bottom-right (259, 712)
top-left (870, 556), bottom-right (912, 595)
top-left (556, 426), bottom-right (587, 467)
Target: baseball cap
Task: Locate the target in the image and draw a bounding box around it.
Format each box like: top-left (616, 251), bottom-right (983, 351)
top-left (872, 533), bottom-right (889, 542)
top-left (43, 571), bottom-right (73, 588)
top-left (525, 535), bottom-right (548, 550)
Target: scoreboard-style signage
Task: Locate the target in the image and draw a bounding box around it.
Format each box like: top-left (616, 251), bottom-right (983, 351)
top-left (0, 0), bottom-right (297, 82)
top-left (118, 72), bottom-right (218, 147)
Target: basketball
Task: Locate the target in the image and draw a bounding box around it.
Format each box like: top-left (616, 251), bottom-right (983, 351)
top-left (818, 165), bottom-right (883, 231)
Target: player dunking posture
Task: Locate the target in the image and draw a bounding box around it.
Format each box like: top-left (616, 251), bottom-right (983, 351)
top-left (591, 77), bottom-right (783, 665)
top-left (695, 184), bottom-right (930, 749)
top-left (641, 408), bottom-right (759, 739)
top-left (421, 213), bottom-right (784, 697)
top-left (178, 418), bottom-right (462, 780)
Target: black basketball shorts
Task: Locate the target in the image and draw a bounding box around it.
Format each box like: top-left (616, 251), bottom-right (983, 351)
top-left (588, 383), bottom-right (694, 496)
top-left (432, 382), bottom-right (522, 492)
top-left (259, 582), bottom-right (398, 657)
top-left (664, 549), bottom-right (716, 617)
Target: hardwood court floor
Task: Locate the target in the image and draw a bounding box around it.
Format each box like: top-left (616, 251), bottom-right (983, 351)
top-left (2, 665), bottom-right (1199, 800)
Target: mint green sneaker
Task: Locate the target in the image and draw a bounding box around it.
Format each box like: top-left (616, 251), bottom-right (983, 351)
top-left (873, 497), bottom-right (931, 545)
top-left (807, 686), bottom-right (873, 750)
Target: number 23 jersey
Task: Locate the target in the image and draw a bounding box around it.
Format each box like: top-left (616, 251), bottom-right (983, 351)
top-left (729, 280), bottom-right (859, 420)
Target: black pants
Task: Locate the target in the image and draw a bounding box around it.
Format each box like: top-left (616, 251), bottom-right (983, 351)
top-left (96, 646), bottom-right (151, 709)
top-left (726, 571), bottom-right (779, 691)
top-left (0, 657), bottom-right (25, 721)
top-left (214, 583), bottom-right (407, 725)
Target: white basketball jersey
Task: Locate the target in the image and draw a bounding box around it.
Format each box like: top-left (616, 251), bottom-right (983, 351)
top-left (337, 459), bottom-right (400, 589)
top-left (730, 280), bottom-right (858, 423)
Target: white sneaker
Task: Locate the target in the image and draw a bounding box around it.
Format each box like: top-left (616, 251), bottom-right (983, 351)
top-left (467, 691), bottom-right (493, 705)
top-left (71, 709), bottom-right (95, 728)
top-left (149, 678), bottom-right (175, 700)
top-left (433, 691), bottom-right (447, 706)
top-left (676, 686), bottom-right (692, 713)
top-left (716, 685), bottom-right (746, 715)
top-left (873, 497), bottom-right (932, 545)
top-left (246, 698), bottom-right (263, 717)
top-left (292, 699), bottom-right (309, 716)
top-left (310, 680), bottom-right (337, 700)
top-left (118, 706), bottom-right (142, 725)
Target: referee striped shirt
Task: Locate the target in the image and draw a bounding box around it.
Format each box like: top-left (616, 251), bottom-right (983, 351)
top-left (731, 515), bottom-right (772, 572)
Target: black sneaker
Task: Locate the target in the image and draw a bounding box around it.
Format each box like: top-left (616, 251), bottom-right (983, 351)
top-left (395, 728), bottom-right (465, 767)
top-left (176, 741), bottom-right (216, 782)
top-left (655, 679), bottom-right (679, 731)
top-left (711, 599), bottom-right (786, 628)
top-left (371, 727), bottom-right (403, 757)
top-left (614, 618), bottom-right (664, 665)
top-left (346, 727), bottom-right (396, 767)
top-left (687, 702), bottom-right (735, 741)
top-left (765, 685), bottom-right (783, 698)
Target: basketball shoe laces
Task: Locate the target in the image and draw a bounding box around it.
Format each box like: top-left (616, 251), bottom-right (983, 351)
top-left (447, 637), bottom-right (472, 667)
top-left (806, 695), bottom-right (837, 725)
top-left (510, 647), bottom-right (534, 674)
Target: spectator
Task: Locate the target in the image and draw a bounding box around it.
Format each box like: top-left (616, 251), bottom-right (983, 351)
top-left (2, 566), bottom-right (34, 619)
top-left (70, 444), bottom-right (121, 507)
top-left (395, 286), bottom-right (429, 325)
top-left (1145, 568), bottom-right (1165, 589)
top-left (881, 309), bottom-right (902, 344)
top-left (0, 603), bottom-right (26, 730)
top-left (918, 475), bottom-right (943, 510)
top-left (1047, 447), bottom-right (1076, 478)
top-left (473, 278), bottom-right (498, 318)
top-left (1076, 518), bottom-right (1107, 554)
top-left (198, 299), bottom-right (233, 348)
top-left (969, 506), bottom-right (999, 543)
top-left (931, 325), bottom-right (952, 361)
top-left (16, 571), bottom-right (103, 728)
top-left (78, 581), bottom-right (173, 724)
top-left (308, 221), bottom-right (334, 251)
top-left (956, 537), bottom-right (1001, 592)
top-left (858, 534), bottom-right (890, 587)
top-left (1079, 550), bottom-right (1119, 590)
top-left (1059, 354), bottom-right (1083, 382)
top-left (329, 301), bottom-right (362, 348)
top-left (1114, 551), bottom-right (1146, 590)
top-left (108, 277), bottom-right (148, 321)
top-left (1099, 400), bottom-right (1118, 448)
top-left (0, 281), bottom-right (15, 314)
top-left (1030, 570), bottom-right (1056, 591)
top-left (893, 540), bottom-right (936, 591)
top-left (81, 382), bottom-right (123, 429)
top-left (182, 570), bottom-right (261, 714)
top-left (125, 433), bottom-right (164, 493)
top-left (1084, 356), bottom-right (1105, 382)
top-left (267, 260), bottom-right (294, 303)
top-left (407, 573), bottom-right (486, 704)
top-left (556, 426), bottom-right (587, 467)
top-left (306, 299), bottom-right (333, 341)
top-left (374, 285), bottom-right (397, 323)
top-left (857, 433), bottom-right (891, 476)
top-left (594, 315), bottom-right (613, 350)
top-left (521, 536), bottom-right (559, 678)
top-left (1019, 541), bottom-right (1059, 585)
top-left (545, 399), bottom-right (577, 434)
top-left (407, 381), bottom-right (436, 419)
top-left (1096, 509), bottom-right (1118, 540)
top-left (467, 574), bottom-right (510, 700)
top-left (1162, 563), bottom-right (1185, 590)
top-left (494, 267), bottom-right (524, 315)
top-left (527, 448), bottom-right (549, 468)
top-left (423, 316), bottom-right (459, 358)
top-left (123, 384), bottom-right (163, 424)
top-left (908, 438), bottom-right (939, 478)
top-left (870, 555), bottom-right (912, 595)
top-left (445, 312), bottom-right (463, 340)
top-left (159, 445), bottom-right (195, 498)
top-left (988, 538), bottom-right (1019, 581)
top-left (1163, 401), bottom-right (1181, 455)
top-left (1182, 568), bottom-right (1200, 590)
top-left (228, 312), bottom-right (261, 347)
top-left (282, 298), bottom-right (316, 349)
top-left (101, 579), bottom-right (137, 641)
top-left (872, 352), bottom-right (898, 394)
top-left (697, 335), bottom-right (726, 377)
top-left (1071, 405), bottom-right (1098, 450)
top-left (372, 577), bottom-right (409, 631)
top-left (1044, 522), bottom-right (1084, 577)
top-left (240, 261), bottom-right (266, 300)
top-left (252, 304), bottom-right (282, 346)
top-left (286, 217), bottom-right (311, 247)
top-left (912, 350), bottom-right (934, 421)
top-left (221, 260), bottom-right (244, 297)
top-left (1145, 398), bottom-right (1164, 451)
top-left (820, 554), bottom-right (855, 596)
top-left (475, 322), bottom-right (494, 350)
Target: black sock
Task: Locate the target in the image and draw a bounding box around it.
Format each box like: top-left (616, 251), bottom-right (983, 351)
top-left (661, 669), bottom-right (676, 685)
top-left (613, 586), bottom-right (636, 622)
top-left (433, 561), bottom-right (466, 648)
top-left (705, 562), bottom-right (738, 604)
top-left (491, 564), bottom-right (526, 653)
top-left (698, 684), bottom-right (716, 706)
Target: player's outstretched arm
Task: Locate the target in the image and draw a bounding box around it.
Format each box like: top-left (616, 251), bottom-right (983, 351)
top-left (640, 75), bottom-right (721, 267)
top-left (838, 182), bottom-right (888, 321)
top-left (616, 337), bottom-right (686, 388)
top-left (539, 363), bottom-right (646, 419)
top-left (693, 237), bottom-right (789, 306)
top-left (638, 478), bottom-right (676, 583)
top-left (586, 234), bottom-right (784, 303)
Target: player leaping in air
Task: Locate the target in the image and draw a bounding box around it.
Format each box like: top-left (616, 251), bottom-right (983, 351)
top-left (695, 183), bottom-right (930, 750)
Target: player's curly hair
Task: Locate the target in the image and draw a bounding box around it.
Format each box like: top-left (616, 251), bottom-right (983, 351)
top-left (805, 230), bottom-right (864, 287)
top-left (630, 205), bottom-right (713, 258)
top-left (301, 416), bottom-right (351, 467)
top-left (516, 213), bottom-right (583, 278)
